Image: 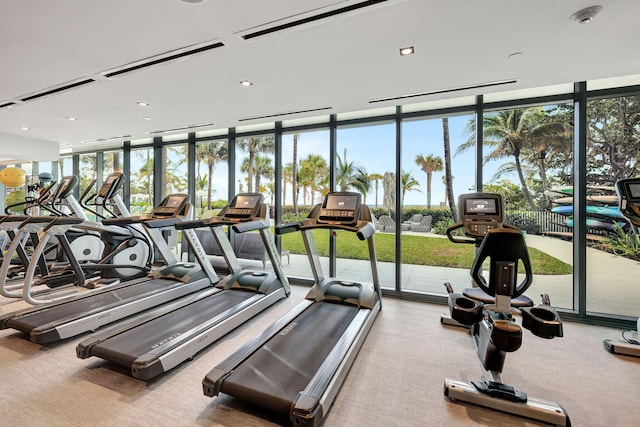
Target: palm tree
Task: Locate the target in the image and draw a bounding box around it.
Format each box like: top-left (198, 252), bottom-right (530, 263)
top-left (369, 173), bottom-right (384, 208)
top-left (282, 163), bottom-right (293, 205)
top-left (459, 107), bottom-right (570, 210)
top-left (241, 154), bottom-right (273, 191)
top-left (442, 117), bottom-right (458, 222)
top-left (351, 170), bottom-right (371, 204)
top-left (415, 153), bottom-right (443, 208)
top-left (135, 149), bottom-right (153, 205)
top-left (292, 133), bottom-right (299, 215)
top-left (401, 170), bottom-right (422, 206)
top-left (336, 149), bottom-right (367, 191)
top-left (300, 154), bottom-right (327, 204)
top-left (237, 136), bottom-right (275, 192)
top-left (196, 140), bottom-right (228, 209)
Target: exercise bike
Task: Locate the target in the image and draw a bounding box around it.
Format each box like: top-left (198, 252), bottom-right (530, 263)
top-left (442, 193), bottom-right (569, 426)
top-left (603, 178), bottom-right (640, 357)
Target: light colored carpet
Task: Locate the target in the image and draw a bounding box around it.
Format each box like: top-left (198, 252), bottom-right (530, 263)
top-left (0, 285), bottom-right (638, 427)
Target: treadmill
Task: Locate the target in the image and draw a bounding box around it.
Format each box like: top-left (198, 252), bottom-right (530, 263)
top-left (0, 193), bottom-right (217, 343)
top-left (202, 191), bottom-right (382, 427)
top-left (76, 192), bottom-right (291, 380)
top-left (603, 177), bottom-right (640, 357)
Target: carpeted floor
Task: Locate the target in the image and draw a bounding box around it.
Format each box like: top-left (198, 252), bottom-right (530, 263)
top-left (0, 285), bottom-right (638, 427)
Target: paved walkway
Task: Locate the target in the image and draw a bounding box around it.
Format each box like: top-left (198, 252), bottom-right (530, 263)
top-left (279, 232), bottom-right (640, 318)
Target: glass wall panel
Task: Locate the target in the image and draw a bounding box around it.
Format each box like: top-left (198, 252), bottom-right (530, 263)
top-left (78, 153), bottom-right (97, 197)
top-left (102, 150), bottom-right (123, 179)
top-left (337, 123), bottom-right (395, 290)
top-left (280, 131), bottom-right (330, 280)
top-left (162, 144), bottom-right (188, 198)
top-left (481, 104), bottom-right (574, 309)
top-left (129, 147), bottom-right (154, 214)
top-left (195, 139), bottom-right (228, 219)
top-left (586, 94), bottom-right (640, 317)
top-left (401, 114), bottom-right (476, 294)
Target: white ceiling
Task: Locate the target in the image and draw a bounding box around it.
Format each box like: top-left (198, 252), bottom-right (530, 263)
top-left (1, 0), bottom-right (639, 156)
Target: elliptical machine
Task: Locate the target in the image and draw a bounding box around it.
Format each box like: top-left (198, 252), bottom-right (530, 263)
top-left (442, 193), bottom-right (569, 426)
top-left (603, 178), bottom-right (640, 357)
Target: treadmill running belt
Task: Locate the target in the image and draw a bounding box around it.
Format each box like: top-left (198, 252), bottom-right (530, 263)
top-left (5, 278), bottom-right (177, 333)
top-left (89, 290), bottom-right (256, 367)
top-left (221, 301), bottom-right (360, 415)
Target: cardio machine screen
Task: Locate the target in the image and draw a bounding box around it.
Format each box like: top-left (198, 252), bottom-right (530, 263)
top-left (98, 174), bottom-right (119, 197)
top-left (234, 194), bottom-right (261, 209)
top-left (626, 183), bottom-right (640, 200)
top-left (325, 195), bottom-right (358, 211)
top-left (465, 198), bottom-right (497, 215)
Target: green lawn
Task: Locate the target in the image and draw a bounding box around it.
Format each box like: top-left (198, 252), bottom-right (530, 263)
top-left (279, 230), bottom-right (572, 275)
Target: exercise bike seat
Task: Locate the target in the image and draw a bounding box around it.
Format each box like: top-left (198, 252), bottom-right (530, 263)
top-left (462, 287), bottom-right (533, 308)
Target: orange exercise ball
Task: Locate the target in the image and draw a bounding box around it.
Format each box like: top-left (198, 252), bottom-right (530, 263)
top-left (0, 167), bottom-right (27, 188)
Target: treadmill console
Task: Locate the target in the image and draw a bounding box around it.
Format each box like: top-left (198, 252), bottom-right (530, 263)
top-left (151, 194), bottom-right (190, 218)
top-left (223, 193), bottom-right (264, 221)
top-left (318, 192), bottom-right (361, 225)
top-left (616, 178), bottom-right (640, 226)
top-left (459, 193), bottom-right (504, 238)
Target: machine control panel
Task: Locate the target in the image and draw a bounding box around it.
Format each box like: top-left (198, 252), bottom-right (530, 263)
top-left (318, 192), bottom-right (361, 225)
top-left (223, 193), bottom-right (263, 221)
top-left (151, 194), bottom-right (190, 217)
top-left (459, 193), bottom-right (504, 238)
top-left (617, 178), bottom-right (640, 227)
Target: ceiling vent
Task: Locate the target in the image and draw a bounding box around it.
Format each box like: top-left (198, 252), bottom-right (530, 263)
top-left (0, 101), bottom-right (16, 109)
top-left (147, 122), bottom-right (215, 135)
top-left (369, 79), bottom-right (518, 103)
top-left (81, 135), bottom-right (132, 144)
top-left (19, 78), bottom-right (96, 102)
top-left (100, 39), bottom-right (225, 78)
top-left (238, 106), bottom-right (332, 122)
top-left (236, 0), bottom-right (390, 40)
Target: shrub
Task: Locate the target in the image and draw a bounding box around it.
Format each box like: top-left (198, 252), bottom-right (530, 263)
top-left (432, 218), bottom-right (456, 235)
top-left (505, 212), bottom-right (542, 235)
top-left (604, 223), bottom-right (640, 261)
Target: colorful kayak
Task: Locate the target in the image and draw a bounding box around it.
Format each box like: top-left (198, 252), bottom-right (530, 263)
top-left (552, 195), bottom-right (619, 206)
top-left (551, 204), bottom-right (626, 220)
top-left (564, 218), bottom-right (627, 231)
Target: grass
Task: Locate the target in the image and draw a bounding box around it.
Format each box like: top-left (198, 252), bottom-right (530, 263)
top-left (280, 229), bottom-right (572, 275)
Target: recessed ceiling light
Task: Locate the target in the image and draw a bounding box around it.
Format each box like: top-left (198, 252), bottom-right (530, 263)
top-left (180, 0), bottom-right (204, 3)
top-left (399, 46), bottom-right (415, 56)
top-left (67, 117), bottom-right (78, 121)
top-left (137, 101), bottom-right (149, 106)
top-left (240, 80), bottom-right (253, 87)
top-left (570, 5), bottom-right (602, 24)
top-left (144, 117), bottom-right (151, 121)
top-left (20, 126), bottom-right (29, 131)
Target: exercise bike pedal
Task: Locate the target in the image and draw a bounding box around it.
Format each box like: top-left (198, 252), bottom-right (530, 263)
top-left (472, 380), bottom-right (527, 403)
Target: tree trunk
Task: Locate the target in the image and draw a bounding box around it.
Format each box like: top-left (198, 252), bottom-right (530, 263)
top-left (292, 133), bottom-right (299, 216)
top-left (443, 118), bottom-right (457, 222)
top-left (426, 171), bottom-right (432, 208)
top-left (375, 180), bottom-right (379, 208)
top-left (515, 154), bottom-right (536, 209)
top-left (207, 161), bottom-right (213, 209)
top-left (247, 148), bottom-right (255, 192)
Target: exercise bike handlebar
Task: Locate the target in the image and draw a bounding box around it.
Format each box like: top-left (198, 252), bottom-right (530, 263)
top-left (445, 223), bottom-right (477, 244)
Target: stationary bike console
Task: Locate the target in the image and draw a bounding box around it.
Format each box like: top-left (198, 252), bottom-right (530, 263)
top-left (616, 178), bottom-right (640, 227)
top-left (446, 193), bottom-right (505, 244)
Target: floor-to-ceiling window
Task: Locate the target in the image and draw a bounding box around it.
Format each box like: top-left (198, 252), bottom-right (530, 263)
top-left (401, 114), bottom-right (475, 294)
top-left (586, 94), bottom-right (640, 317)
top-left (337, 122), bottom-right (395, 290)
top-left (129, 146), bottom-right (154, 214)
top-left (78, 153), bottom-right (97, 199)
top-left (480, 103), bottom-right (574, 309)
top-left (161, 143), bottom-right (189, 198)
top-left (195, 138), bottom-right (228, 219)
top-left (280, 130), bottom-right (330, 280)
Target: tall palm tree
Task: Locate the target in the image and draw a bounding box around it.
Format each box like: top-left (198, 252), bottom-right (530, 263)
top-left (415, 153), bottom-right (443, 208)
top-left (281, 163), bottom-right (293, 205)
top-left (351, 170), bottom-right (371, 204)
top-left (459, 107), bottom-right (570, 210)
top-left (336, 149), bottom-right (367, 191)
top-left (292, 133), bottom-right (299, 215)
top-left (196, 140), bottom-right (228, 209)
top-left (401, 170), bottom-right (422, 207)
top-left (442, 117), bottom-right (458, 221)
top-left (237, 136), bottom-right (275, 192)
top-left (368, 173), bottom-right (384, 208)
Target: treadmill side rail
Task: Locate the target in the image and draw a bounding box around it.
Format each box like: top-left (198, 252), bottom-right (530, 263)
top-left (291, 300), bottom-right (381, 426)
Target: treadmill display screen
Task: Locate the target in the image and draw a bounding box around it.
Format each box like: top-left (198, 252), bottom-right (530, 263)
top-left (626, 183), bottom-right (640, 200)
top-left (465, 198), bottom-right (497, 214)
top-left (166, 196), bottom-right (184, 207)
top-left (98, 174), bottom-right (119, 197)
top-left (234, 194), bottom-right (261, 209)
top-left (325, 195), bottom-right (358, 211)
